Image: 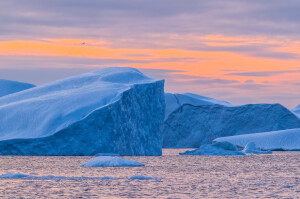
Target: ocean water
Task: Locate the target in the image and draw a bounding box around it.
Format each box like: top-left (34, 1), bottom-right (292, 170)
top-left (0, 149), bottom-right (299, 198)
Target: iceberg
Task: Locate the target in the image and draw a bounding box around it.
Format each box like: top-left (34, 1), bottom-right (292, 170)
top-left (0, 79), bottom-right (35, 97)
top-left (0, 67), bottom-right (165, 156)
top-left (214, 128), bottom-right (300, 151)
top-left (81, 156), bottom-right (144, 167)
top-left (165, 93), bottom-right (231, 119)
top-left (163, 103), bottom-right (300, 148)
top-left (179, 142), bottom-right (245, 156)
top-left (293, 105), bottom-right (300, 117)
top-left (242, 142), bottom-right (272, 154)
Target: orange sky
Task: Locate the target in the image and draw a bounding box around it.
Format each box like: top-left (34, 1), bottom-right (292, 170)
top-left (1, 36), bottom-right (300, 84)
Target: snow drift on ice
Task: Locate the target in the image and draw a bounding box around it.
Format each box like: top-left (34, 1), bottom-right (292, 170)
top-left (214, 128), bottom-right (300, 151)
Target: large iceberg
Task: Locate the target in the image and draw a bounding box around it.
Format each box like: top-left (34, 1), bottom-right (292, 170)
top-left (214, 128), bottom-right (300, 151)
top-left (0, 67), bottom-right (165, 156)
top-left (179, 142), bottom-right (245, 156)
top-left (0, 79), bottom-right (35, 97)
top-left (165, 93), bottom-right (231, 119)
top-left (163, 103), bottom-right (300, 148)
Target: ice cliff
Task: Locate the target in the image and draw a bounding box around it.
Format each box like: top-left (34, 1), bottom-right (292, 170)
top-left (214, 128), bottom-right (300, 151)
top-left (0, 67), bottom-right (165, 155)
top-left (0, 79), bottom-right (35, 97)
top-left (163, 103), bottom-right (300, 148)
top-left (164, 93), bottom-right (231, 120)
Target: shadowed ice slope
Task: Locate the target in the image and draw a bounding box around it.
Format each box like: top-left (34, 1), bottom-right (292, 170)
top-left (0, 79), bottom-right (35, 97)
top-left (163, 103), bottom-right (300, 148)
top-left (214, 128), bottom-right (300, 151)
top-left (0, 67), bottom-right (165, 155)
top-left (164, 93), bottom-right (231, 120)
top-left (293, 105), bottom-right (300, 117)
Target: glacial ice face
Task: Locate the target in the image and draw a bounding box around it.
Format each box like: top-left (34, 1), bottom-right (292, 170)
top-left (81, 156), bottom-right (144, 167)
top-left (163, 103), bottom-right (300, 148)
top-left (0, 67), bottom-right (165, 156)
top-left (180, 142), bottom-right (245, 156)
top-left (214, 128), bottom-right (300, 151)
top-left (164, 93), bottom-right (231, 120)
top-left (0, 79), bottom-right (35, 97)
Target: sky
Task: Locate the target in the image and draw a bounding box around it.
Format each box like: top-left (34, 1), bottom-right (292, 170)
top-left (0, 0), bottom-right (300, 108)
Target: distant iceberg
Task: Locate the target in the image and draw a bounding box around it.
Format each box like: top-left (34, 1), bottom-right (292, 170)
top-left (180, 142), bottom-right (245, 156)
top-left (163, 103), bottom-right (300, 148)
top-left (81, 156), bottom-right (144, 167)
top-left (242, 142), bottom-right (272, 154)
top-left (0, 67), bottom-right (165, 156)
top-left (293, 105), bottom-right (300, 117)
top-left (214, 128), bottom-right (300, 151)
top-left (0, 79), bottom-right (35, 97)
top-left (164, 93), bottom-right (231, 120)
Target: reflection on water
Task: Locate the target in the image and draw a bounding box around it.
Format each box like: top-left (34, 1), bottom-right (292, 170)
top-left (0, 149), bottom-right (299, 198)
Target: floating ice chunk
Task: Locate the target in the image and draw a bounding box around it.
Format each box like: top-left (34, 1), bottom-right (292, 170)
top-left (180, 142), bottom-right (245, 156)
top-left (214, 128), bottom-right (300, 151)
top-left (95, 153), bottom-right (120, 156)
top-left (0, 173), bottom-right (118, 181)
top-left (81, 156), bottom-right (145, 167)
top-left (242, 142), bottom-right (272, 154)
top-left (0, 173), bottom-right (29, 179)
top-left (129, 175), bottom-right (159, 181)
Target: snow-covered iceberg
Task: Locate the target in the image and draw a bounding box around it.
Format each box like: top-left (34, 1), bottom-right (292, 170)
top-left (0, 67), bottom-right (165, 156)
top-left (180, 142), bottom-right (245, 156)
top-left (81, 156), bottom-right (144, 167)
top-left (163, 103), bottom-right (300, 148)
top-left (242, 142), bottom-right (272, 154)
top-left (165, 93), bottom-right (231, 119)
top-left (0, 79), bottom-right (35, 97)
top-left (214, 128), bottom-right (300, 151)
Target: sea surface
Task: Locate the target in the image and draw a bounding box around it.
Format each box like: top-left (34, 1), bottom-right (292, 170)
top-left (0, 149), bottom-right (299, 198)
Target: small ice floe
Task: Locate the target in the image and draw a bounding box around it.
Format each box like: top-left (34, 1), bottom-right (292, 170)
top-left (251, 182), bottom-right (267, 186)
top-left (0, 173), bottom-right (118, 181)
top-left (0, 173), bottom-right (29, 179)
top-left (242, 142), bottom-right (272, 154)
top-left (282, 185), bottom-right (293, 188)
top-left (129, 175), bottom-right (160, 182)
top-left (180, 142), bottom-right (245, 156)
top-left (81, 156), bottom-right (145, 167)
top-left (95, 153), bottom-right (120, 156)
